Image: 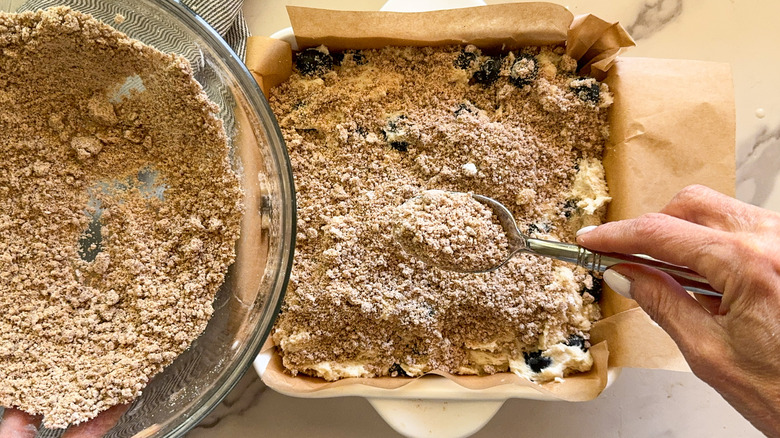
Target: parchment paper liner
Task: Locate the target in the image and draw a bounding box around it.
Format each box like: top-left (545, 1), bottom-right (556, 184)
top-left (246, 3), bottom-right (736, 400)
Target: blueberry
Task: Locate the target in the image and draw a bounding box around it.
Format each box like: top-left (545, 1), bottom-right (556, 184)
top-left (524, 350), bottom-right (552, 373)
top-left (333, 49), bottom-right (366, 66)
top-left (382, 115), bottom-right (410, 152)
top-left (570, 78), bottom-right (601, 104)
top-left (509, 54), bottom-right (538, 87)
top-left (295, 48), bottom-right (333, 76)
top-left (385, 115), bottom-right (406, 130)
top-left (526, 222), bottom-right (552, 235)
top-left (471, 56), bottom-right (501, 85)
top-left (454, 50), bottom-right (477, 69)
top-left (562, 199), bottom-right (578, 219)
top-left (350, 50), bottom-right (367, 65)
top-left (390, 141), bottom-right (409, 152)
top-left (581, 274), bottom-right (602, 301)
top-left (389, 363), bottom-right (410, 377)
top-left (454, 102), bottom-right (477, 117)
top-left (565, 334), bottom-right (588, 351)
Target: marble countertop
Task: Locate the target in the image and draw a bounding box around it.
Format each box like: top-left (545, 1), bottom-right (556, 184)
top-left (192, 1), bottom-right (776, 437)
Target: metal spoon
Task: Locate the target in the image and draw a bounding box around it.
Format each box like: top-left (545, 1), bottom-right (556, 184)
top-left (467, 194), bottom-right (721, 297)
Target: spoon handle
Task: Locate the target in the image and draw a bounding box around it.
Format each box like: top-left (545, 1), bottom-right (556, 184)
top-left (525, 238), bottom-right (721, 297)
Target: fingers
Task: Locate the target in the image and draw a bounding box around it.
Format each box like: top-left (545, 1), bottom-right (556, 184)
top-left (0, 408), bottom-right (42, 438)
top-left (659, 185), bottom-right (760, 231)
top-left (577, 212), bottom-right (733, 281)
top-left (61, 404), bottom-right (129, 438)
top-left (694, 293), bottom-right (724, 315)
top-left (0, 404), bottom-right (128, 438)
top-left (605, 264), bottom-right (723, 356)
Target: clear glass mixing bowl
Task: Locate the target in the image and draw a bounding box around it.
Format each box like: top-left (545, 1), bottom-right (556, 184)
top-left (0, 0), bottom-right (295, 436)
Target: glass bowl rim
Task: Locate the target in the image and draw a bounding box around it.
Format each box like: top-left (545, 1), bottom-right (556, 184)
top-left (122, 1), bottom-right (296, 435)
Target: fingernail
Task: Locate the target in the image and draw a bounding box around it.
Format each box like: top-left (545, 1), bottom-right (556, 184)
top-left (604, 269), bottom-right (633, 299)
top-left (576, 225), bottom-right (598, 237)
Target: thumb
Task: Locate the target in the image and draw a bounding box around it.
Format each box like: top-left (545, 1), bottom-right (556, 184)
top-left (0, 409), bottom-right (42, 438)
top-left (61, 404), bottom-right (129, 438)
top-left (604, 264), bottom-right (721, 357)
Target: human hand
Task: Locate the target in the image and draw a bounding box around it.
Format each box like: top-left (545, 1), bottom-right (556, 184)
top-left (576, 184), bottom-right (780, 438)
top-left (0, 404), bottom-right (128, 438)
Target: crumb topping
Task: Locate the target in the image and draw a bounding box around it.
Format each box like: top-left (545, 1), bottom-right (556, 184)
top-left (392, 190), bottom-right (510, 272)
top-left (270, 45), bottom-right (609, 381)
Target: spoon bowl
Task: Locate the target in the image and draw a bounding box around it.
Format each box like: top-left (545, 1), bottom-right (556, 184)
top-left (400, 192), bottom-right (721, 297)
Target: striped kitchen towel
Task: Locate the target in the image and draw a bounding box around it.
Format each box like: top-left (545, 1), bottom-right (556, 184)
top-left (18, 0), bottom-right (250, 60)
top-left (182, 0), bottom-right (249, 60)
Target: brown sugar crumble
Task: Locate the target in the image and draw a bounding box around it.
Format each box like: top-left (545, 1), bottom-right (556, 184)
top-left (392, 190), bottom-right (510, 272)
top-left (270, 45), bottom-right (610, 382)
top-left (0, 7), bottom-right (242, 428)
